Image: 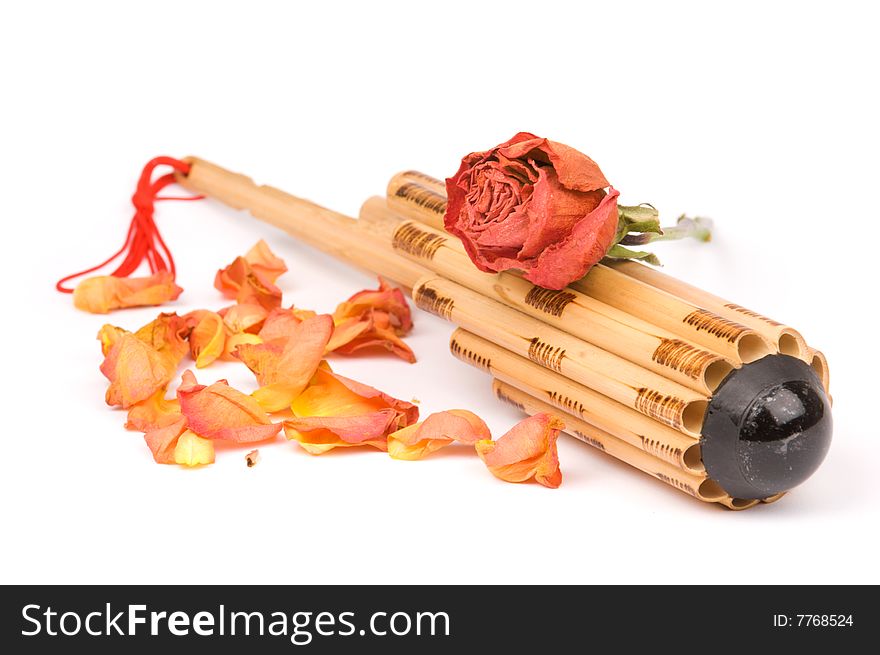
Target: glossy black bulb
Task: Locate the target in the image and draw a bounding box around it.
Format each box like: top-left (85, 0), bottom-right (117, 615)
top-left (701, 355), bottom-right (832, 499)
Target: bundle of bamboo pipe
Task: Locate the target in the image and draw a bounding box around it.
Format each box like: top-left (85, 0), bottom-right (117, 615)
top-left (176, 158), bottom-right (831, 510)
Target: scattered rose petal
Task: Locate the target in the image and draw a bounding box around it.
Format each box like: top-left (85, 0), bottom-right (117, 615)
top-left (214, 252), bottom-right (283, 310)
top-left (235, 314), bottom-right (334, 411)
top-left (101, 333), bottom-right (180, 408)
top-left (222, 332), bottom-right (262, 361)
top-left (125, 387), bottom-right (181, 431)
top-left (328, 278), bottom-right (416, 362)
top-left (257, 307), bottom-right (304, 342)
top-left (220, 303), bottom-right (268, 334)
top-left (388, 410), bottom-right (491, 460)
top-left (73, 271), bottom-right (183, 314)
top-left (144, 416), bottom-right (188, 464)
top-left (97, 324), bottom-right (130, 356)
top-left (189, 311), bottom-right (226, 368)
top-left (133, 312), bottom-right (191, 364)
top-left (174, 430), bottom-right (216, 466)
top-left (244, 239), bottom-right (288, 283)
top-left (283, 413), bottom-right (398, 454)
top-left (178, 370), bottom-right (280, 443)
top-left (474, 413), bottom-right (564, 488)
top-left (246, 450), bottom-right (260, 467)
top-left (286, 368), bottom-right (418, 454)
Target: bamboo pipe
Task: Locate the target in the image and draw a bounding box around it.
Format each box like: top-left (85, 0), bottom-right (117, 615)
top-left (569, 266), bottom-right (773, 363)
top-left (387, 172), bottom-right (447, 231)
top-left (489, 380), bottom-right (760, 508)
top-left (414, 275), bottom-right (708, 435)
top-left (389, 173), bottom-right (775, 364)
top-left (606, 260), bottom-right (810, 360)
top-left (391, 171), bottom-right (810, 361)
top-left (393, 218), bottom-right (732, 395)
top-left (807, 347), bottom-right (830, 392)
top-left (175, 158), bottom-right (428, 288)
top-left (448, 329), bottom-right (701, 471)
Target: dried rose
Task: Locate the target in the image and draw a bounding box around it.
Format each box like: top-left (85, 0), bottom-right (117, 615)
top-left (214, 241), bottom-right (286, 309)
top-left (474, 413), bottom-right (564, 488)
top-left (444, 132), bottom-right (619, 290)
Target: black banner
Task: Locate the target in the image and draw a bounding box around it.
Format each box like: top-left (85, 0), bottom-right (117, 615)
top-left (0, 585), bottom-right (869, 651)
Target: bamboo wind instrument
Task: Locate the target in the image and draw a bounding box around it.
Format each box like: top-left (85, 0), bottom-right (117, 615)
top-left (177, 158), bottom-right (832, 510)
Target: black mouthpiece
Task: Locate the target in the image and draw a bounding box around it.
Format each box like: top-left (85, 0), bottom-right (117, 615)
top-left (701, 354), bottom-right (832, 500)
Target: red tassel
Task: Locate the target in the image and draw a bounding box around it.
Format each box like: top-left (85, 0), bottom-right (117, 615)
top-left (56, 156), bottom-right (203, 293)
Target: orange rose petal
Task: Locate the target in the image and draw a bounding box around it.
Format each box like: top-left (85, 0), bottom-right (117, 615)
top-left (235, 314), bottom-right (334, 411)
top-left (133, 312), bottom-right (191, 364)
top-left (173, 430), bottom-right (216, 466)
top-left (144, 416), bottom-right (188, 464)
top-left (189, 311), bottom-right (226, 368)
top-left (177, 371), bottom-right (279, 443)
top-left (214, 255), bottom-right (282, 310)
top-left (327, 278), bottom-right (415, 362)
top-left (333, 278), bottom-right (413, 334)
top-left (220, 303), bottom-right (268, 334)
top-left (125, 387), bottom-right (182, 432)
top-left (283, 411), bottom-right (397, 455)
top-left (73, 271), bottom-right (183, 314)
top-left (257, 307), bottom-right (302, 342)
top-left (97, 324), bottom-right (130, 356)
top-left (100, 333), bottom-right (180, 408)
top-left (291, 368), bottom-right (419, 430)
top-left (245, 239), bottom-right (288, 283)
top-left (388, 409), bottom-right (491, 460)
top-left (474, 413), bottom-right (564, 488)
top-left (221, 332), bottom-right (263, 361)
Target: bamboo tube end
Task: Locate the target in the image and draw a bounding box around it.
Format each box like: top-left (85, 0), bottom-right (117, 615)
top-left (736, 332), bottom-right (775, 363)
top-left (808, 348), bottom-right (830, 392)
top-left (778, 328), bottom-right (809, 359)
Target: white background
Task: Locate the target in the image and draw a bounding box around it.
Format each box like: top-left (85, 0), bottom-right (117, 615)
top-left (1, 1), bottom-right (878, 585)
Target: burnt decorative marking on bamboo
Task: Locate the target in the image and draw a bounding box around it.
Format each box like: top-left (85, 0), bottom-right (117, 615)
top-left (527, 338), bottom-right (566, 372)
top-left (392, 222), bottom-right (446, 260)
top-left (394, 182), bottom-right (448, 215)
top-left (683, 308), bottom-right (748, 343)
top-left (652, 338), bottom-right (717, 381)
top-left (449, 338), bottom-right (491, 371)
top-left (572, 430), bottom-right (607, 451)
top-left (723, 303), bottom-right (783, 327)
top-left (547, 390), bottom-right (585, 416)
top-left (638, 433), bottom-right (684, 464)
top-left (634, 388), bottom-right (687, 429)
top-left (523, 287), bottom-right (577, 317)
top-left (493, 386), bottom-right (527, 412)
top-left (401, 171), bottom-right (444, 190)
top-left (654, 472), bottom-right (698, 497)
top-left (414, 285), bottom-right (454, 320)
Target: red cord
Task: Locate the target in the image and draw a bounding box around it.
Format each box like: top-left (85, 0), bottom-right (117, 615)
top-left (55, 156), bottom-right (203, 293)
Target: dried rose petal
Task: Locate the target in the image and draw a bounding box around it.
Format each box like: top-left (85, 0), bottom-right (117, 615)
top-left (189, 311), bottom-right (226, 368)
top-left (244, 239), bottom-right (288, 283)
top-left (328, 278), bottom-right (416, 362)
top-left (285, 368), bottom-right (418, 454)
top-left (283, 412), bottom-right (398, 455)
top-left (235, 314), bottom-right (333, 411)
top-left (214, 253), bottom-right (282, 310)
top-left (177, 370), bottom-right (280, 443)
top-left (173, 430), bottom-right (215, 466)
top-left (245, 450), bottom-right (260, 467)
top-left (221, 332), bottom-right (262, 361)
top-left (388, 410), bottom-right (491, 460)
top-left (257, 307), bottom-right (304, 342)
top-left (73, 271), bottom-right (183, 314)
top-left (474, 413), bottom-right (564, 488)
top-left (125, 387), bottom-right (181, 432)
top-left (220, 303), bottom-right (268, 334)
top-left (101, 333), bottom-right (180, 408)
top-left (144, 416), bottom-right (188, 464)
top-left (133, 312), bottom-right (191, 364)
top-left (97, 324), bottom-right (130, 356)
